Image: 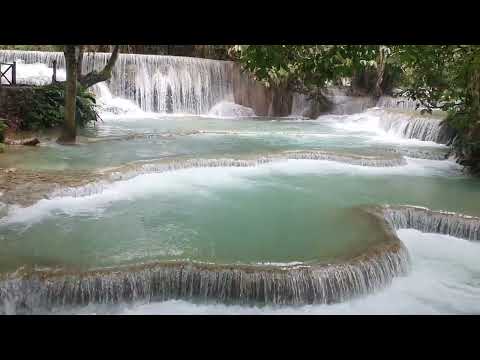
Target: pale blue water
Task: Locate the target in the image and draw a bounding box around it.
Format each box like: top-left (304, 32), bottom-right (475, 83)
top-left (0, 108), bottom-right (478, 314)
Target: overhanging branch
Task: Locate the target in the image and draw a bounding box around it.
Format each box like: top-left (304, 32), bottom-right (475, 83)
top-left (78, 45), bottom-right (120, 88)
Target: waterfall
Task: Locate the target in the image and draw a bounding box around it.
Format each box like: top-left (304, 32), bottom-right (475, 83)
top-left (207, 101), bottom-right (256, 118)
top-left (328, 97), bottom-right (376, 115)
top-left (0, 50), bottom-right (234, 115)
top-left (376, 96), bottom-right (424, 111)
top-left (369, 109), bottom-right (448, 143)
top-left (383, 205), bottom-right (480, 241)
top-left (48, 151), bottom-right (407, 199)
top-left (0, 240), bottom-right (409, 313)
top-left (291, 93), bottom-right (314, 117)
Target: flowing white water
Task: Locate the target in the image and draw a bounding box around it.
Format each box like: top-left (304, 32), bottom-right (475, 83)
top-left (3, 59), bottom-right (146, 118)
top-left (376, 95), bottom-right (424, 111)
top-left (324, 109), bottom-right (450, 145)
top-left (291, 93), bottom-right (314, 118)
top-left (0, 157), bottom-right (463, 227)
top-left (1, 60), bottom-right (66, 85)
top-left (207, 101), bottom-right (256, 118)
top-left (384, 205), bottom-right (480, 241)
top-left (0, 50), bottom-right (477, 314)
top-left (0, 50), bottom-right (234, 115)
top-left (93, 82), bottom-right (147, 117)
top-left (372, 109), bottom-right (446, 143)
top-left (109, 229), bottom-right (480, 315)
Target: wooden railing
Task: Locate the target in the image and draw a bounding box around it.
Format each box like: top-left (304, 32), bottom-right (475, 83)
top-left (0, 61), bottom-right (16, 86)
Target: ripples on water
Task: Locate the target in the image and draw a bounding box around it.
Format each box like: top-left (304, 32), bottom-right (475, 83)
top-left (0, 50), bottom-right (478, 314)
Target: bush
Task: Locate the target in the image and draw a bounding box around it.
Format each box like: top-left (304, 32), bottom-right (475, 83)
top-left (0, 118), bottom-right (7, 143)
top-left (22, 84), bottom-right (99, 130)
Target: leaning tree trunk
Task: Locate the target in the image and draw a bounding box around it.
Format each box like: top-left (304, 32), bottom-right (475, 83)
top-left (467, 56), bottom-right (480, 121)
top-left (57, 45), bottom-right (79, 144)
top-left (78, 45), bottom-right (120, 88)
top-left (55, 45), bottom-right (120, 145)
top-left (76, 45), bottom-right (84, 79)
top-left (373, 46), bottom-right (387, 98)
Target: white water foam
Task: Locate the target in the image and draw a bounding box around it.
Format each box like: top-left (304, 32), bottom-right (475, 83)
top-left (93, 82), bottom-right (154, 119)
top-left (6, 60), bottom-right (66, 85)
top-left (322, 112), bottom-right (384, 134)
top-left (322, 110), bottom-right (448, 147)
top-left (92, 229), bottom-right (478, 315)
top-left (0, 50), bottom-right (235, 115)
top-left (8, 60), bottom-right (149, 119)
top-left (207, 101), bottom-right (256, 118)
top-left (0, 158), bottom-right (463, 227)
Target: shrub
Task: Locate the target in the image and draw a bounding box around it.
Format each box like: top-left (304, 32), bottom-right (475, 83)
top-left (22, 84), bottom-right (99, 130)
top-left (0, 118), bottom-right (7, 143)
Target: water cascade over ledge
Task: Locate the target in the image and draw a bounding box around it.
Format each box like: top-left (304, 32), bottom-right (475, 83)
top-left (366, 109), bottom-right (454, 144)
top-left (1, 50), bottom-right (476, 315)
top-left (3, 204), bottom-right (479, 313)
top-left (0, 206), bottom-right (410, 313)
top-left (48, 151), bottom-right (408, 199)
top-left (383, 205), bottom-right (480, 241)
top-left (0, 50), bottom-right (235, 115)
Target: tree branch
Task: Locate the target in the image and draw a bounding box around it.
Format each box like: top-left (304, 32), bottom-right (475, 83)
top-left (78, 45), bottom-right (120, 88)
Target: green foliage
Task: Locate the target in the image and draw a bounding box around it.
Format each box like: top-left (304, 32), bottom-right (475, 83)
top-left (0, 118), bottom-right (7, 143)
top-left (392, 45), bottom-right (480, 169)
top-left (231, 45), bottom-right (391, 92)
top-left (75, 87), bottom-right (100, 127)
top-left (232, 45), bottom-right (480, 171)
top-left (391, 46), bottom-right (477, 112)
top-left (22, 84), bottom-right (99, 131)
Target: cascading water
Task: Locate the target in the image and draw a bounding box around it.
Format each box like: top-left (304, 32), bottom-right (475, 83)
top-left (325, 88), bottom-right (377, 115)
top-left (383, 205), bottom-right (480, 241)
top-left (1, 50), bottom-right (479, 315)
top-left (0, 232), bottom-right (409, 313)
top-left (0, 50), bottom-right (234, 115)
top-left (329, 107), bottom-right (453, 145)
top-left (45, 152), bottom-right (407, 199)
top-left (207, 101), bottom-right (256, 118)
top-left (291, 93), bottom-right (314, 118)
top-left (0, 60), bottom-right (66, 85)
top-left (376, 95), bottom-right (424, 111)
top-left (372, 109), bottom-right (449, 143)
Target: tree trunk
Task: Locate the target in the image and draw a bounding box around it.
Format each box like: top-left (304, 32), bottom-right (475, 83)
top-left (57, 45), bottom-right (79, 144)
top-left (374, 46), bottom-right (386, 98)
top-left (52, 60), bottom-right (57, 83)
top-left (350, 69), bottom-right (369, 96)
top-left (467, 56), bottom-right (480, 121)
top-left (454, 54), bottom-right (480, 173)
top-left (76, 45), bottom-right (84, 79)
